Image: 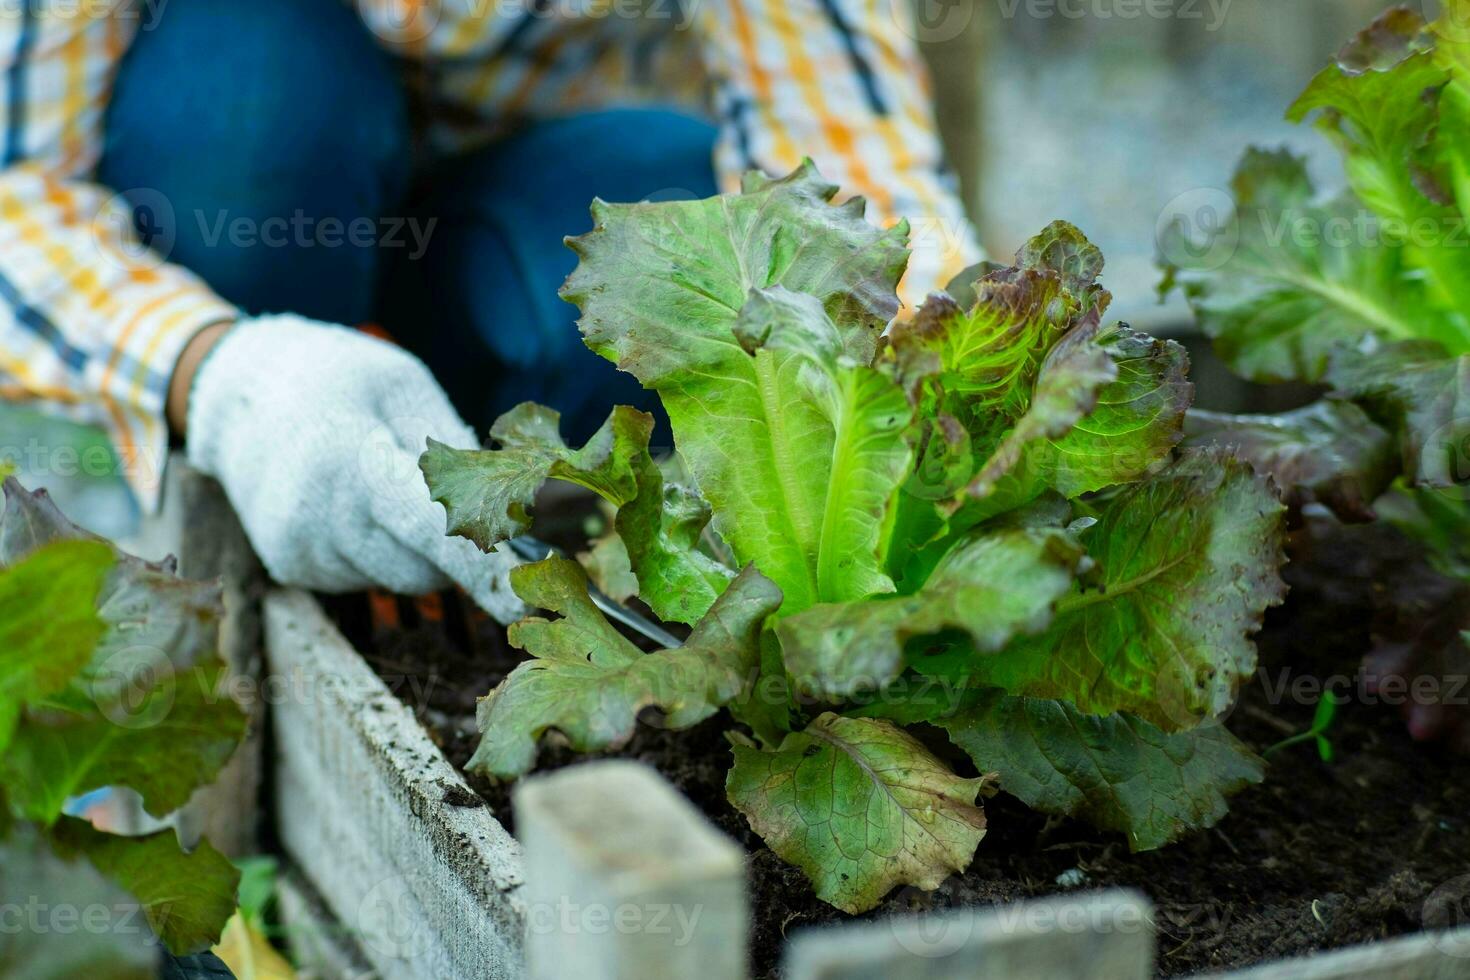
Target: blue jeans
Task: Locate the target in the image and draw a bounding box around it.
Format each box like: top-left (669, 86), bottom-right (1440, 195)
top-left (98, 0), bottom-right (715, 440)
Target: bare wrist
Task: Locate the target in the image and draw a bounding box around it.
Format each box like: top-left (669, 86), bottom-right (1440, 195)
top-left (167, 320), bottom-right (234, 437)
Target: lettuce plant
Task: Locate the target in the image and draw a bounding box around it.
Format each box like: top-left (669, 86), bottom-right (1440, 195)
top-left (423, 164), bottom-right (1286, 912)
top-left (1161, 4), bottom-right (1470, 744)
top-left (0, 477), bottom-right (246, 963)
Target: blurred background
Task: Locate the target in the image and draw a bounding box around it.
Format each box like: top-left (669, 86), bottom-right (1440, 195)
top-left (923, 0), bottom-right (1410, 330)
top-left (0, 0), bottom-right (1416, 534)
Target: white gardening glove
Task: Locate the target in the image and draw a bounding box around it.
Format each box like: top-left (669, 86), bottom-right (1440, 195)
top-left (185, 314), bottom-right (524, 623)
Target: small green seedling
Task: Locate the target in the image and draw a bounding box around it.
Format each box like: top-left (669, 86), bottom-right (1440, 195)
top-left (1264, 692), bottom-right (1344, 763)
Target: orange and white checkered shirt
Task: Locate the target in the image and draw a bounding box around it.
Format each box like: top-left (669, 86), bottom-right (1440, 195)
top-left (0, 0), bottom-right (981, 508)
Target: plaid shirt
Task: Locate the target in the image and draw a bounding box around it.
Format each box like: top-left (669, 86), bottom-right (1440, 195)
top-left (0, 0), bottom-right (980, 509)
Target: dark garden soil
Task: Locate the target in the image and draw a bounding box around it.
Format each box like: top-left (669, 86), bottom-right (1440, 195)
top-left (326, 512), bottom-right (1470, 978)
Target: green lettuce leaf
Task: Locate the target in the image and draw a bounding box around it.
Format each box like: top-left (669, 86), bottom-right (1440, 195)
top-left (1, 478), bottom-right (225, 682)
top-left (1, 659), bottom-right (245, 823)
top-left (469, 556), bottom-right (781, 778)
top-left (1328, 341), bottom-right (1470, 495)
top-left (560, 165), bottom-right (914, 613)
top-left (49, 818), bottom-right (239, 955)
top-left (778, 527), bottom-right (1084, 698)
top-left (1184, 400), bottom-right (1398, 522)
top-left (0, 479), bottom-right (244, 822)
top-left (421, 402), bottom-right (643, 545)
top-left (963, 451), bottom-right (1287, 730)
top-left (1160, 148), bottom-right (1447, 381)
top-left (863, 690), bottom-right (1263, 852)
top-left (0, 540), bottom-right (110, 753)
top-left (726, 712), bottom-right (987, 913)
top-left (424, 404), bottom-right (734, 625)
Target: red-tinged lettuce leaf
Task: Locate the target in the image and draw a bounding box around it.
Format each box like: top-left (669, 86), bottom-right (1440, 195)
top-left (885, 222), bottom-right (1107, 450)
top-left (0, 479), bottom-right (243, 822)
top-left (560, 165), bottom-right (915, 615)
top-left (725, 712), bottom-right (987, 913)
top-left (1328, 340), bottom-right (1470, 496)
top-left (963, 310), bottom-right (1117, 501)
top-left (963, 451), bottom-right (1287, 731)
top-left (859, 689), bottom-right (1263, 851)
top-left (48, 818), bottom-right (240, 956)
top-left (777, 527), bottom-right (1084, 699)
top-left (962, 323), bottom-right (1191, 522)
top-left (469, 556), bottom-right (781, 778)
top-left (423, 404), bottom-right (734, 625)
top-left (0, 540), bottom-right (111, 754)
top-left (1183, 400), bottom-right (1398, 522)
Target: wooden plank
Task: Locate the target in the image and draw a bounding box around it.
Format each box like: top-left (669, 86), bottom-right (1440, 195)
top-left (514, 761), bottom-right (747, 980)
top-left (264, 589), bottom-right (526, 980)
top-left (782, 888), bottom-right (1154, 980)
top-left (1202, 928), bottom-right (1470, 980)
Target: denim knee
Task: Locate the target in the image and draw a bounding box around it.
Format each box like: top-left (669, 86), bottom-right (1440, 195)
top-left (98, 0), bottom-right (410, 323)
top-left (379, 108), bottom-right (720, 439)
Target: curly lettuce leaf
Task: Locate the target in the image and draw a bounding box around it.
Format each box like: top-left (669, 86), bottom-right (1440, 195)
top-left (0, 540), bottom-right (111, 754)
top-left (424, 404), bottom-right (734, 625)
top-left (1184, 400), bottom-right (1397, 522)
top-left (49, 818), bottom-right (240, 955)
top-left (0, 824), bottom-right (159, 976)
top-left (963, 320), bottom-right (1189, 511)
top-left (963, 451), bottom-right (1287, 730)
top-left (469, 556), bottom-right (781, 778)
top-left (1, 478), bottom-right (225, 681)
top-left (863, 690), bottom-right (1263, 852)
top-left (1161, 147), bottom-right (1453, 381)
top-left (1, 659), bottom-right (245, 824)
top-left (778, 527), bottom-right (1084, 698)
top-left (726, 712), bottom-right (987, 913)
top-left (560, 163), bottom-right (915, 614)
top-left (1329, 340), bottom-right (1470, 495)
top-left (886, 222), bottom-right (1107, 449)
top-left (422, 402), bottom-right (643, 545)
top-left (0, 479), bottom-right (243, 822)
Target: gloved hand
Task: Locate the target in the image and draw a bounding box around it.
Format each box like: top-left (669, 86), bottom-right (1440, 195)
top-left (185, 314), bottom-right (523, 623)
